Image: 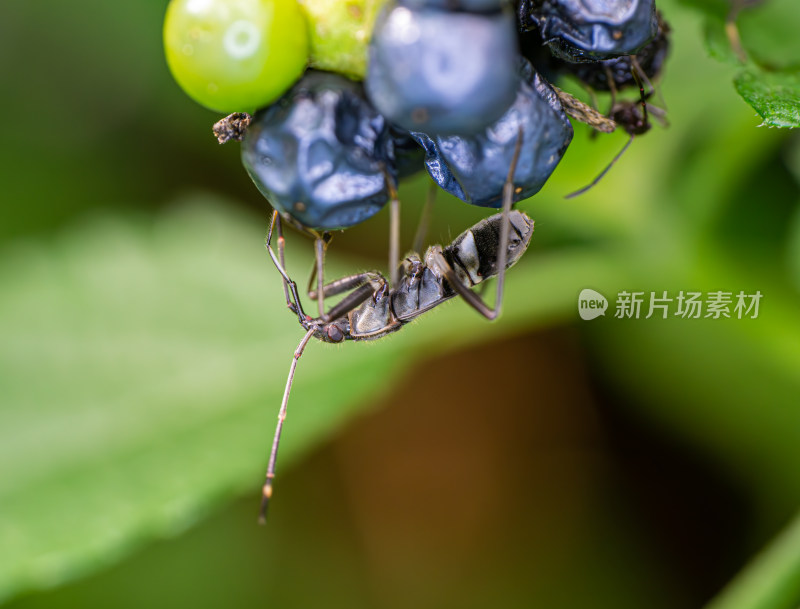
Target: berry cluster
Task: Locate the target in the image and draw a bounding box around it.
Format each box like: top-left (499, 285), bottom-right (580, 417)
top-left (164, 0), bottom-right (670, 232)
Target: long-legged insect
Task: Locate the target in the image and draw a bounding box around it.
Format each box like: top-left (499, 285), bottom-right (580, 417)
top-left (550, 13), bottom-right (671, 198)
top-left (258, 139), bottom-right (532, 522)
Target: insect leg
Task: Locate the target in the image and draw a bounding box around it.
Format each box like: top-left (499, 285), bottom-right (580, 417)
top-left (384, 169), bottom-right (401, 289)
top-left (304, 234), bottom-right (327, 293)
top-left (630, 56), bottom-right (659, 103)
top-left (266, 210), bottom-right (307, 322)
top-left (488, 127), bottom-right (525, 319)
top-left (301, 233), bottom-right (333, 321)
top-left (307, 269), bottom-right (387, 321)
top-left (605, 65), bottom-right (618, 116)
top-left (429, 248), bottom-right (498, 319)
top-left (310, 271), bottom-right (384, 300)
top-left (314, 236), bottom-right (329, 320)
top-left (324, 273), bottom-right (387, 321)
top-left (630, 61), bottom-right (649, 130)
top-left (412, 181), bottom-right (437, 255)
top-left (259, 326), bottom-right (316, 524)
top-left (274, 212), bottom-right (291, 308)
top-left (564, 134), bottom-right (634, 199)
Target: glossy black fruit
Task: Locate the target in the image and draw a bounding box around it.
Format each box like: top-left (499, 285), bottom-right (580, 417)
top-left (241, 71), bottom-right (394, 230)
top-left (389, 125), bottom-right (426, 179)
top-left (519, 0), bottom-right (659, 62)
top-left (563, 12), bottom-right (670, 90)
top-left (366, 2), bottom-right (519, 135)
top-left (412, 58), bottom-right (573, 207)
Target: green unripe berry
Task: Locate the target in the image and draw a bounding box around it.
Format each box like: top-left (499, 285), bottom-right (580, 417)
top-left (163, 0), bottom-right (310, 112)
top-left (298, 0), bottom-right (388, 79)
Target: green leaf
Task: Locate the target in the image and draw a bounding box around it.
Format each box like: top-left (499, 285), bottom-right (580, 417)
top-left (705, 510), bottom-right (800, 609)
top-left (702, 15), bottom-right (743, 64)
top-left (737, 0), bottom-right (800, 70)
top-left (0, 198), bottom-right (623, 603)
top-left (679, 0), bottom-right (800, 128)
top-left (734, 68), bottom-right (800, 128)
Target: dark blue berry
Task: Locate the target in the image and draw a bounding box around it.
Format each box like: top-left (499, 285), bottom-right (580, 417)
top-left (520, 0), bottom-right (659, 62)
top-left (411, 58), bottom-right (573, 207)
top-left (564, 12), bottom-right (669, 89)
top-left (389, 125), bottom-right (426, 179)
top-left (241, 71), bottom-right (395, 231)
top-left (366, 2), bottom-right (518, 135)
top-left (518, 24), bottom-right (566, 84)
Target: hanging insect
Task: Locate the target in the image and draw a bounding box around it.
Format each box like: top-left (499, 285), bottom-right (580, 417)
top-left (258, 135), bottom-right (532, 521)
top-left (545, 13), bottom-right (671, 197)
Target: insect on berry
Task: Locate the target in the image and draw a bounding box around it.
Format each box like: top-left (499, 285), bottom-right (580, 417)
top-left (258, 133), bottom-right (533, 521)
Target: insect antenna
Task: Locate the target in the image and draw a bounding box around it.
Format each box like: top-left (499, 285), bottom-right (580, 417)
top-left (259, 326), bottom-right (316, 524)
top-left (565, 61), bottom-right (664, 200)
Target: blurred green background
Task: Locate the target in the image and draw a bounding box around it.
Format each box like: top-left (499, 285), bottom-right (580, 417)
top-left (1, 1), bottom-right (799, 608)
